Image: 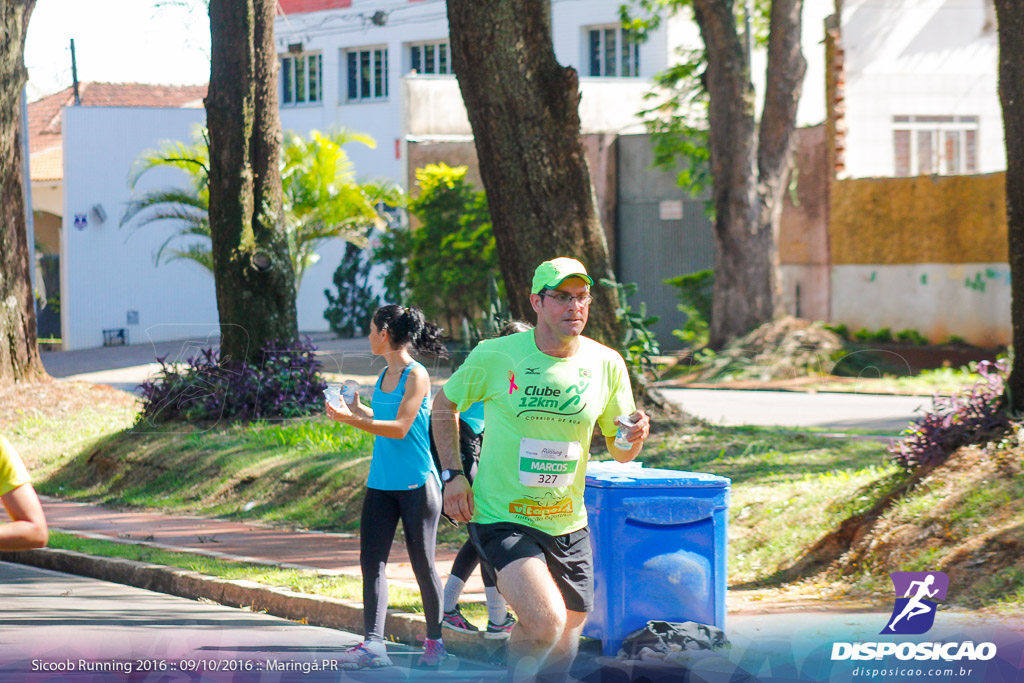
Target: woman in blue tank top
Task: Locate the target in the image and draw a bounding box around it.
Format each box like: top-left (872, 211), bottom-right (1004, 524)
top-left (325, 304), bottom-right (448, 670)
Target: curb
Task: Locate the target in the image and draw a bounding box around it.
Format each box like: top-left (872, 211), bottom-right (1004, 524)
top-left (0, 548), bottom-right (504, 664)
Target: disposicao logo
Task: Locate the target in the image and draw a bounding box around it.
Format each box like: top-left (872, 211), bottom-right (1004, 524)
top-left (831, 571), bottom-right (997, 663)
top-left (882, 570), bottom-right (948, 635)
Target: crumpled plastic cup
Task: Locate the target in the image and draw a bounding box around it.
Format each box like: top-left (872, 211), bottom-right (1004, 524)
top-left (323, 384), bottom-right (342, 410)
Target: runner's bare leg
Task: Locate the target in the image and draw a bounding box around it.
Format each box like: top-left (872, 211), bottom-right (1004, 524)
top-left (498, 557), bottom-right (567, 682)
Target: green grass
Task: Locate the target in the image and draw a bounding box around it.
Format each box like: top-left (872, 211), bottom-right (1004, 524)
top-left (633, 423), bottom-right (897, 582)
top-left (39, 418), bottom-right (377, 531)
top-left (818, 365), bottom-right (982, 396)
top-left (25, 388), bottom-right (1024, 616)
top-left (46, 530), bottom-right (492, 625)
top-left (46, 530), bottom-right (422, 611)
top-left (6, 404), bottom-right (137, 478)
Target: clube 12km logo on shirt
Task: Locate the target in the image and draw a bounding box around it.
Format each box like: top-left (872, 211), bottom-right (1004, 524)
top-left (831, 571), bottom-right (997, 663)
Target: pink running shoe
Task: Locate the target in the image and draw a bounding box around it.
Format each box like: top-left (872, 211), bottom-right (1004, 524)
top-left (442, 605), bottom-right (480, 634)
top-left (417, 637), bottom-right (448, 667)
top-left (337, 641), bottom-right (392, 670)
top-left (484, 612), bottom-right (517, 639)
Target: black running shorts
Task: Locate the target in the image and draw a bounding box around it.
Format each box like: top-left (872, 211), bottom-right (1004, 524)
top-left (468, 521), bottom-right (594, 613)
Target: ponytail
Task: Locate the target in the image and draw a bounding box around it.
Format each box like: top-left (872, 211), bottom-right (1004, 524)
top-left (372, 304), bottom-right (449, 358)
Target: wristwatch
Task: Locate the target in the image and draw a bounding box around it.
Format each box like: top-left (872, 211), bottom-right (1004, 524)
top-left (441, 469), bottom-right (465, 483)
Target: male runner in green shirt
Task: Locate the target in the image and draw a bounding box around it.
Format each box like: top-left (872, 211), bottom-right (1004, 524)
top-left (433, 257), bottom-right (650, 682)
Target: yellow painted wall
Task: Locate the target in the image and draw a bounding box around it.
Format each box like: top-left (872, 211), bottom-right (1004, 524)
top-left (830, 173), bottom-right (1007, 265)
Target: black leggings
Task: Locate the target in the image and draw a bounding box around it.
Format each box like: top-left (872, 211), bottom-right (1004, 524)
top-left (428, 419), bottom-right (496, 588)
top-left (451, 539), bottom-right (497, 587)
top-left (360, 483), bottom-right (443, 640)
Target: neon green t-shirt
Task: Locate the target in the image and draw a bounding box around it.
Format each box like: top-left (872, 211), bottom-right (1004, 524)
top-left (0, 436), bottom-right (31, 497)
top-left (443, 330), bottom-right (635, 535)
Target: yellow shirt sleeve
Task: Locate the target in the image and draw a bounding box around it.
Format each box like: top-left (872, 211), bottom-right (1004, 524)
top-left (0, 436), bottom-right (31, 497)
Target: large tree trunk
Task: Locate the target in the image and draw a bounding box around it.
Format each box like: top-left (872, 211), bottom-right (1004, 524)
top-left (206, 0), bottom-right (297, 363)
top-left (995, 0), bottom-right (1024, 412)
top-left (693, 0), bottom-right (805, 348)
top-left (0, 0), bottom-right (44, 388)
top-left (446, 0), bottom-right (622, 348)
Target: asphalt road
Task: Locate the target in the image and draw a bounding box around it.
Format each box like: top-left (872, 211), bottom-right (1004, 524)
top-left (0, 561), bottom-right (503, 682)
top-left (659, 388), bottom-right (932, 433)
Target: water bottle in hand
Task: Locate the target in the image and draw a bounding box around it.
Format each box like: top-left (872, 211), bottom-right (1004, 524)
top-left (614, 415), bottom-right (635, 449)
top-left (341, 380), bottom-right (360, 405)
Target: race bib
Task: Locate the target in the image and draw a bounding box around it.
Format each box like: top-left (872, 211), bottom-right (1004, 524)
top-left (518, 438), bottom-right (582, 487)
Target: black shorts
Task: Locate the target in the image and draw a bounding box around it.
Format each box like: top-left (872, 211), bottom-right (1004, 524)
top-left (468, 521), bottom-right (594, 613)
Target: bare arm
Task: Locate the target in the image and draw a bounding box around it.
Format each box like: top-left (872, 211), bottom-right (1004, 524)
top-left (0, 483), bottom-right (49, 550)
top-left (325, 367), bottom-right (430, 439)
top-left (433, 387), bottom-right (474, 522)
top-left (605, 409), bottom-right (651, 463)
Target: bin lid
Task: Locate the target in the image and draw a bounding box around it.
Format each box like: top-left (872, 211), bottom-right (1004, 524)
top-left (585, 460), bottom-right (730, 488)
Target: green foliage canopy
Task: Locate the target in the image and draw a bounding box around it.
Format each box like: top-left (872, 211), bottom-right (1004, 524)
top-left (121, 126), bottom-right (401, 290)
top-left (374, 163), bottom-right (502, 337)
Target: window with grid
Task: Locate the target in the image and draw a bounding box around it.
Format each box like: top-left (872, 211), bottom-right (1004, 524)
top-left (409, 40), bottom-right (451, 75)
top-left (587, 26), bottom-right (639, 77)
top-left (892, 115), bottom-right (979, 176)
top-left (281, 53), bottom-right (322, 105)
top-left (345, 47), bottom-right (388, 102)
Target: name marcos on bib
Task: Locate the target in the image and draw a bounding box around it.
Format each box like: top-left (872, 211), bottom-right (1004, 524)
top-left (518, 437), bottom-right (581, 487)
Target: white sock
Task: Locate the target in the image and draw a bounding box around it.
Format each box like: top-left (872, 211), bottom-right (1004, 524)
top-left (485, 587), bottom-right (508, 624)
top-left (443, 576), bottom-right (465, 613)
top-left (363, 639), bottom-right (387, 655)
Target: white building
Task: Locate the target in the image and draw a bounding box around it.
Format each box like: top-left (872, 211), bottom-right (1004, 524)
top-left (28, 83), bottom-right (350, 351)
top-left (832, 0), bottom-right (1002, 179)
top-left (273, 0), bottom-right (698, 183)
top-left (274, 0), bottom-right (828, 181)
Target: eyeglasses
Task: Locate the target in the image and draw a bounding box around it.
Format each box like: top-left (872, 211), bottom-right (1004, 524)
top-left (540, 290), bottom-right (594, 307)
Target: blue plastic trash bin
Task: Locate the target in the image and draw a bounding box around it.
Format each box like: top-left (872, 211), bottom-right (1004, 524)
top-left (582, 461), bottom-right (730, 656)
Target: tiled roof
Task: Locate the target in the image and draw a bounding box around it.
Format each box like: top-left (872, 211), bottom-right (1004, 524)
top-left (30, 147), bottom-right (62, 183)
top-left (27, 82), bottom-right (207, 182)
top-left (277, 0), bottom-right (352, 15)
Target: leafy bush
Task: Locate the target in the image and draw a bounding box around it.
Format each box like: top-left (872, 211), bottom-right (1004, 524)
top-left (374, 163), bottom-right (502, 338)
top-left (664, 269), bottom-right (713, 348)
top-left (324, 239), bottom-right (380, 337)
top-left (601, 278), bottom-right (661, 380)
top-left (138, 338), bottom-right (327, 424)
top-left (852, 327), bottom-right (894, 343)
top-left (823, 322), bottom-right (849, 340)
top-left (890, 359), bottom-right (1011, 471)
top-left (895, 328), bottom-right (929, 346)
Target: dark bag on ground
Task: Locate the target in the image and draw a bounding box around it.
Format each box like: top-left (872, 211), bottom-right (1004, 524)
top-left (617, 620), bottom-right (729, 660)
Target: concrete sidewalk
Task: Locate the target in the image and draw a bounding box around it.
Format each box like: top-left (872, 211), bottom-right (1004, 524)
top-left (40, 496), bottom-right (487, 601)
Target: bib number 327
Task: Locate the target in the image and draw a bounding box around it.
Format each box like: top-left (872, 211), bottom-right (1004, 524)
top-left (518, 438), bottom-right (581, 487)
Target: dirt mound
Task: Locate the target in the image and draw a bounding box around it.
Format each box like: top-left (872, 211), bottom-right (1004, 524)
top-left (0, 378), bottom-right (139, 430)
top-left (787, 442), bottom-right (1024, 609)
top-left (691, 316), bottom-right (845, 383)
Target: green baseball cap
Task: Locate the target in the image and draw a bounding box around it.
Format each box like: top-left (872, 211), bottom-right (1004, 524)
top-left (531, 257), bottom-right (594, 294)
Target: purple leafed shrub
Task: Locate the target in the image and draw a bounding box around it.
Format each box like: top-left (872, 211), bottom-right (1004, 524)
top-left (138, 338), bottom-right (328, 424)
top-left (890, 359), bottom-right (1012, 471)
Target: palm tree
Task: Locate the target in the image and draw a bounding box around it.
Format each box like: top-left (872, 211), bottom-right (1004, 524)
top-left (121, 126), bottom-right (401, 290)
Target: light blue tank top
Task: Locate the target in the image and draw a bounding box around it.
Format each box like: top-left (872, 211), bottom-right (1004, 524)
top-left (366, 361), bottom-right (439, 490)
top-left (460, 402), bottom-right (485, 435)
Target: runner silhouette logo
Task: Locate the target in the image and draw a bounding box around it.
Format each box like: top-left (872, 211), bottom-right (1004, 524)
top-left (881, 571), bottom-right (949, 635)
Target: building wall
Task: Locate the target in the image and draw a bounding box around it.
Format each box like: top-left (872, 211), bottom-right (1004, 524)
top-left (276, 0), bottom-right (675, 183)
top-left (615, 133), bottom-right (715, 350)
top-left (828, 172), bottom-right (1008, 345)
top-left (779, 125), bottom-right (830, 321)
top-left (839, 0), bottom-right (1003, 179)
top-left (61, 106), bottom-right (342, 351)
top-left (831, 263), bottom-right (1009, 346)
